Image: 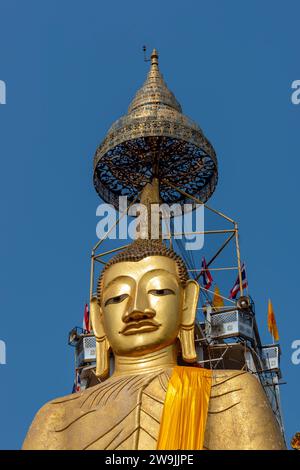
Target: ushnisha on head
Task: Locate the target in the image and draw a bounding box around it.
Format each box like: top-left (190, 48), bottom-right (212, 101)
top-left (90, 240), bottom-right (199, 379)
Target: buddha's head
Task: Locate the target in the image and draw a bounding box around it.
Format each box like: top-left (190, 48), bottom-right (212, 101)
top-left (90, 240), bottom-right (199, 378)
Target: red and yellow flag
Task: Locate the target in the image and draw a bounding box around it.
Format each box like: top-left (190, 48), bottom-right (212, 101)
top-left (212, 285), bottom-right (224, 309)
top-left (267, 299), bottom-right (279, 342)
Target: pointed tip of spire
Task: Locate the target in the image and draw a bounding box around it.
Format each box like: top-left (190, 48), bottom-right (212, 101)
top-left (127, 46), bottom-right (182, 114)
top-left (151, 48), bottom-right (159, 66)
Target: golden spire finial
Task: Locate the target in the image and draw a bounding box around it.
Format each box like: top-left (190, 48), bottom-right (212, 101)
top-left (126, 47), bottom-right (181, 115)
top-left (151, 48), bottom-right (159, 66)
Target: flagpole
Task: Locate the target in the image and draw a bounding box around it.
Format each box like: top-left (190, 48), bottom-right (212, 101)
top-left (234, 222), bottom-right (244, 296)
top-left (87, 301), bottom-right (90, 334)
top-left (244, 261), bottom-right (249, 297)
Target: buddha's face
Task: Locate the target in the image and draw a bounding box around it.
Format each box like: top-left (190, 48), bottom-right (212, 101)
top-left (100, 256), bottom-right (184, 356)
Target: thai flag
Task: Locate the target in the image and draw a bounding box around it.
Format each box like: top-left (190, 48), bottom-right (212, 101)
top-left (229, 263), bottom-right (248, 299)
top-left (76, 372), bottom-right (81, 393)
top-left (72, 371), bottom-right (81, 393)
top-left (200, 257), bottom-right (213, 290)
top-left (82, 303), bottom-right (90, 333)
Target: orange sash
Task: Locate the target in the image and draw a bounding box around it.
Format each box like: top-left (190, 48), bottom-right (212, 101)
top-left (157, 366), bottom-right (212, 450)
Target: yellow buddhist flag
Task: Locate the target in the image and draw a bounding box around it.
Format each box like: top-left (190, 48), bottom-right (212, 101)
top-left (267, 299), bottom-right (279, 342)
top-left (213, 285), bottom-right (224, 309)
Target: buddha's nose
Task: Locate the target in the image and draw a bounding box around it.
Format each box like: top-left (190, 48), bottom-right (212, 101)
top-left (122, 294), bottom-right (155, 323)
top-left (123, 308), bottom-right (156, 323)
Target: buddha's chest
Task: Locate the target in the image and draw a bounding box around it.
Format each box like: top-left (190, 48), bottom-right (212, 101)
top-left (59, 371), bottom-right (170, 450)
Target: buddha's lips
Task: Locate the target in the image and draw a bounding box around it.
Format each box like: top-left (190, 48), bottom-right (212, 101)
top-left (120, 320), bottom-right (161, 335)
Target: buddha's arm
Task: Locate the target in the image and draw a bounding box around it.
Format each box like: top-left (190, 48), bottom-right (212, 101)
top-left (204, 371), bottom-right (286, 450)
top-left (22, 402), bottom-right (64, 450)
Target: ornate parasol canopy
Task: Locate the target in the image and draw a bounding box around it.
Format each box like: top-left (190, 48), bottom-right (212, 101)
top-left (93, 49), bottom-right (218, 209)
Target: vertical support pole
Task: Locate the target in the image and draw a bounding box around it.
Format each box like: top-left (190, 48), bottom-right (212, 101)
top-left (205, 304), bottom-right (212, 344)
top-left (162, 213), bottom-right (172, 249)
top-left (234, 222), bottom-right (244, 296)
top-left (90, 192), bottom-right (141, 304)
top-left (89, 254), bottom-right (95, 302)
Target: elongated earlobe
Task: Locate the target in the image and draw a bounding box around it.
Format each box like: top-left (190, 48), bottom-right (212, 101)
top-left (178, 280), bottom-right (199, 363)
top-left (178, 325), bottom-right (197, 363)
top-left (89, 297), bottom-right (111, 379)
top-left (95, 336), bottom-right (110, 379)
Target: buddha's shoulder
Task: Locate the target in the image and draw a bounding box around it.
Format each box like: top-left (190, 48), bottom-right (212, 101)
top-left (32, 381), bottom-right (105, 416)
top-left (211, 369), bottom-right (260, 387)
top-left (22, 384), bottom-right (104, 449)
top-left (23, 371), bottom-right (168, 444)
top-left (22, 372), bottom-right (170, 449)
top-left (209, 369), bottom-right (267, 401)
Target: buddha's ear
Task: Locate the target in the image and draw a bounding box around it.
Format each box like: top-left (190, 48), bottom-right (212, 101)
top-left (90, 297), bottom-right (110, 379)
top-left (178, 280), bottom-right (199, 363)
top-left (182, 280), bottom-right (199, 325)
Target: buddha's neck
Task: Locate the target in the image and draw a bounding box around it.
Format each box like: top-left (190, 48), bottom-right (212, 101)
top-left (113, 344), bottom-right (178, 376)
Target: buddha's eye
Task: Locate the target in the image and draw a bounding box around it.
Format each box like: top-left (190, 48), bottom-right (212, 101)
top-left (105, 293), bottom-right (129, 306)
top-left (148, 289), bottom-right (175, 296)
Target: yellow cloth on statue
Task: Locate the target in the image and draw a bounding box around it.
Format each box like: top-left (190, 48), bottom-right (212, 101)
top-left (157, 366), bottom-right (212, 450)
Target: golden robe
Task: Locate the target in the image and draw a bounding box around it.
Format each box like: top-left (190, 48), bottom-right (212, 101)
top-left (23, 368), bottom-right (285, 450)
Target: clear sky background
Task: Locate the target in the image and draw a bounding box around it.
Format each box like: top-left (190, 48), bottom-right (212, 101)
top-left (0, 0), bottom-right (299, 449)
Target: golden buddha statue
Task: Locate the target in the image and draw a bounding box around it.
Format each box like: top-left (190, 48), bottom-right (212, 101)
top-left (23, 240), bottom-right (285, 450)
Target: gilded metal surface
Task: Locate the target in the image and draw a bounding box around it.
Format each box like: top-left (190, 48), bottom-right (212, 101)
top-left (291, 432), bottom-right (300, 450)
top-left (93, 50), bottom-right (218, 208)
top-left (23, 368), bottom-right (285, 450)
top-left (23, 251), bottom-right (285, 450)
top-left (95, 256), bottom-right (197, 358)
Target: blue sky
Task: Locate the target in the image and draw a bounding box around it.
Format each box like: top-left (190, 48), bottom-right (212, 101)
top-left (0, 0), bottom-right (299, 449)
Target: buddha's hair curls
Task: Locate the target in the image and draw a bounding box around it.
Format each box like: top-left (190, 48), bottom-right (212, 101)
top-left (96, 239), bottom-right (189, 304)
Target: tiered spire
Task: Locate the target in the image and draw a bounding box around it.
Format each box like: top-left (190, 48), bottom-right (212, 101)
top-left (128, 49), bottom-right (182, 115)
